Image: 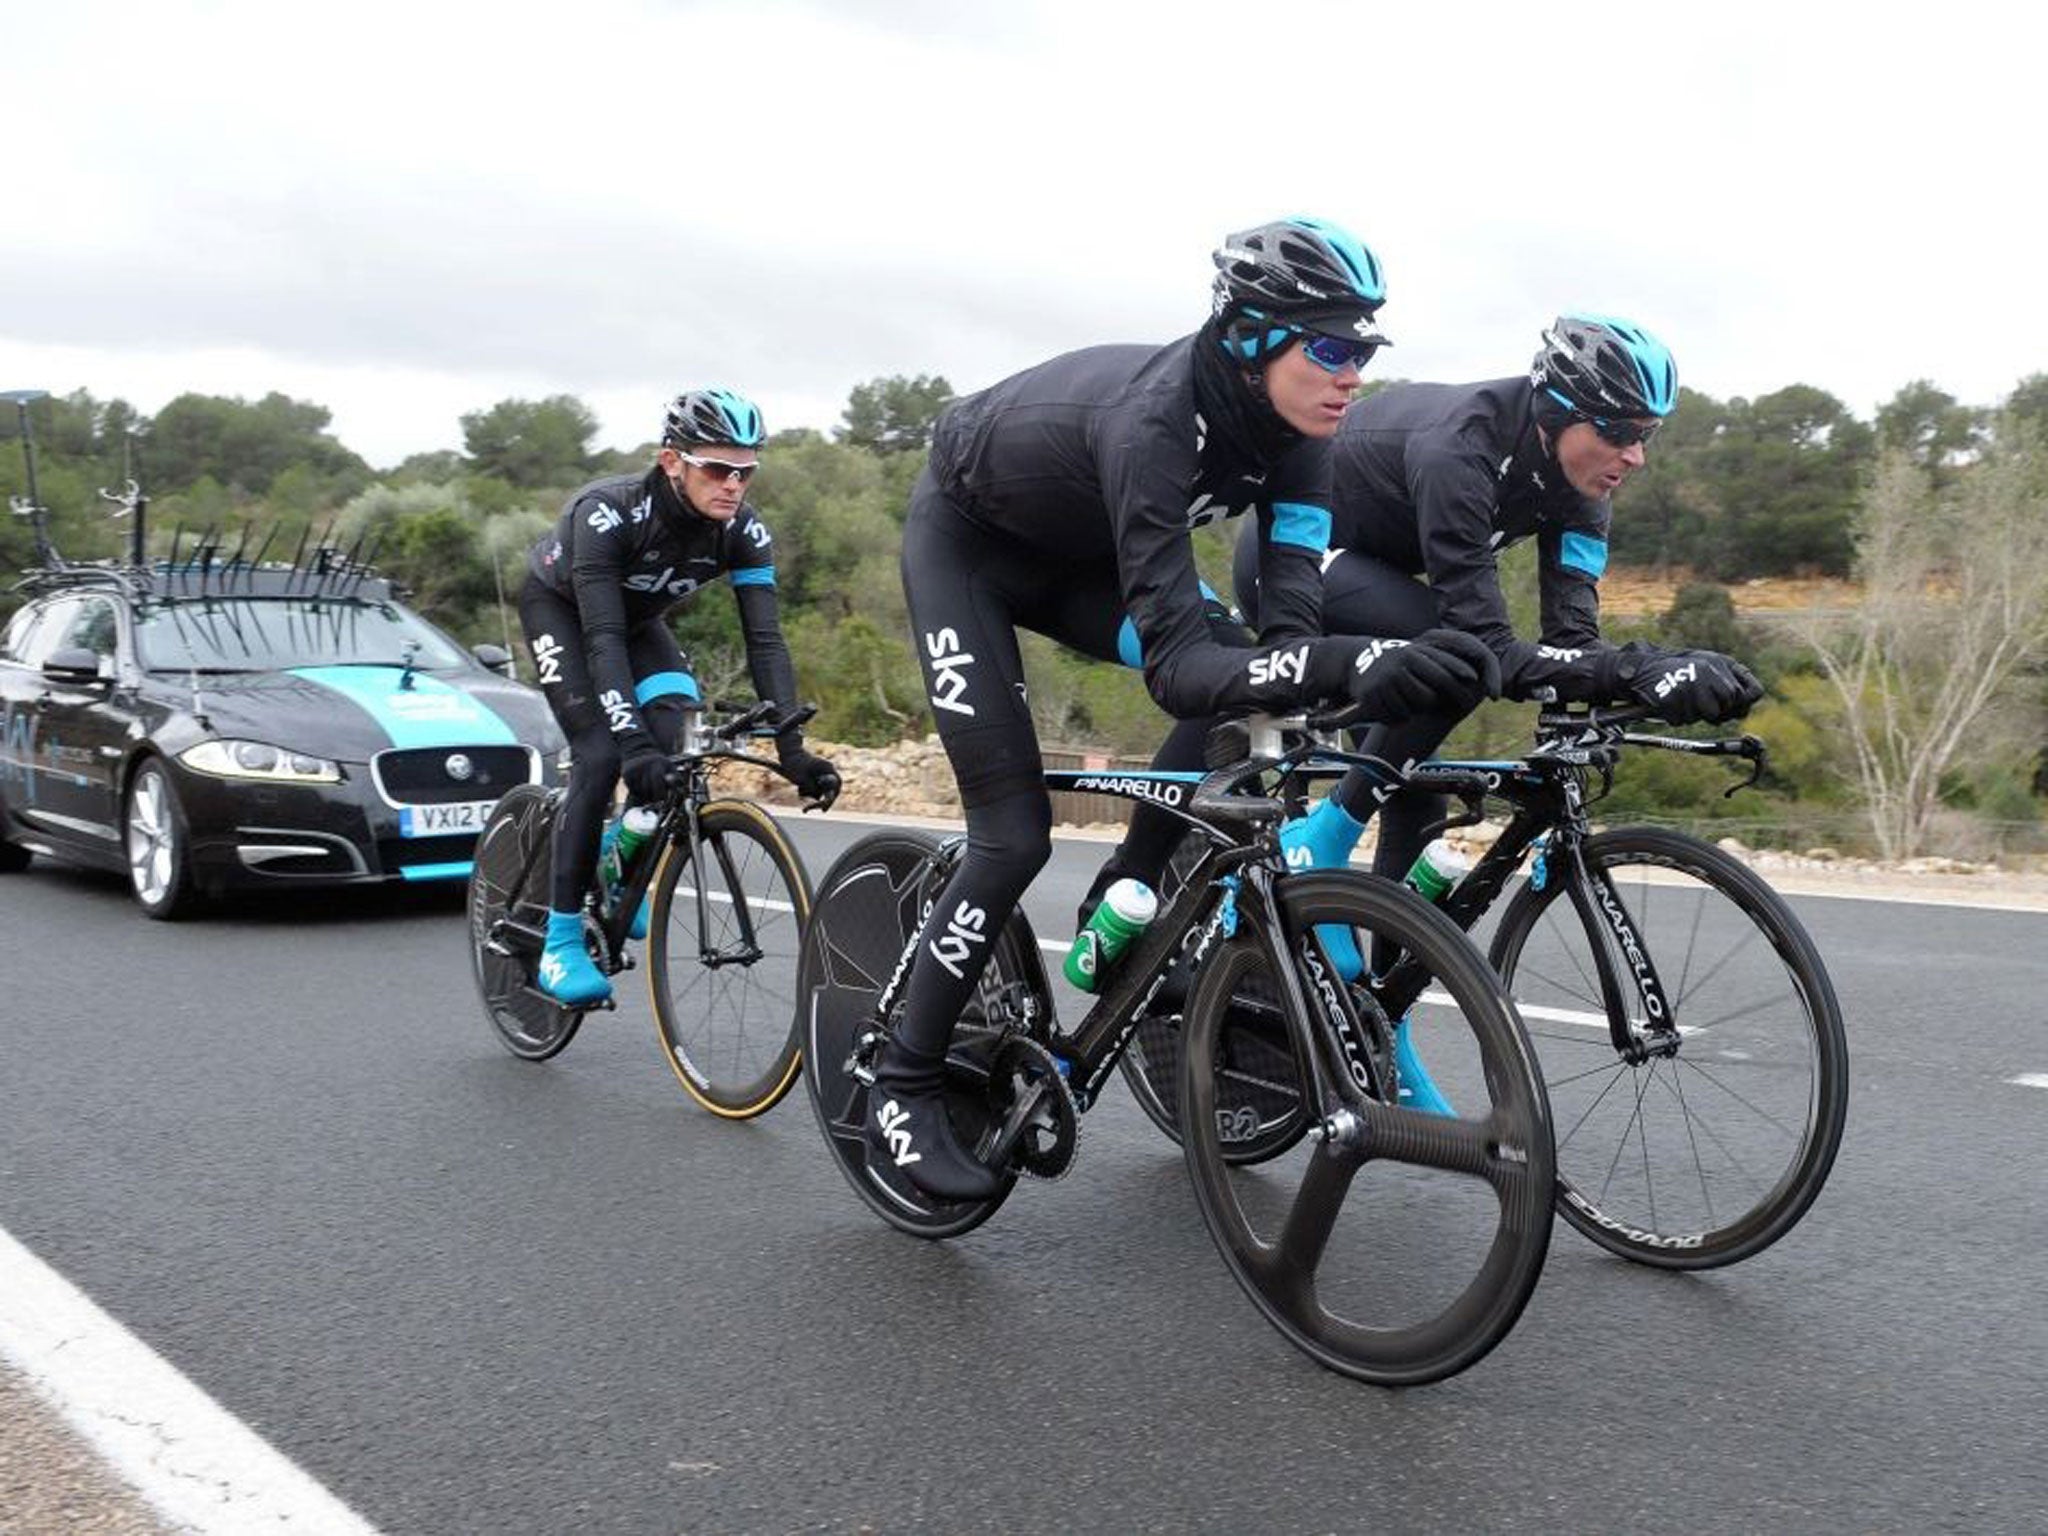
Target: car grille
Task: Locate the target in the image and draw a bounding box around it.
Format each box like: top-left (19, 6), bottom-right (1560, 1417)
top-left (372, 746), bottom-right (535, 805)
top-left (378, 832), bottom-right (482, 872)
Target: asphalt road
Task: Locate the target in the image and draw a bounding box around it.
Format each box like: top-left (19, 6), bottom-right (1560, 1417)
top-left (2, 817), bottom-right (2045, 1534)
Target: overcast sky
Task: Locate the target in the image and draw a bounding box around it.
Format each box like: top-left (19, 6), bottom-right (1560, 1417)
top-left (3, 0), bottom-right (2041, 468)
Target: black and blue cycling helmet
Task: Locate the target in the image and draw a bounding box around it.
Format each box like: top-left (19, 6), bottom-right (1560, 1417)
top-left (662, 388), bottom-right (766, 449)
top-left (1212, 216), bottom-right (1391, 361)
top-left (1531, 315), bottom-right (1678, 421)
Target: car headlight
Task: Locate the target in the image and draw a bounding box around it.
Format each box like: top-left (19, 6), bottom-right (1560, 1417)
top-left (180, 739), bottom-right (343, 784)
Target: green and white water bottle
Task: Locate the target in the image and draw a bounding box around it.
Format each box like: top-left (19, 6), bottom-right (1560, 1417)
top-left (600, 804), bottom-right (659, 891)
top-left (1403, 838), bottom-right (1469, 904)
top-left (1063, 877), bottom-right (1157, 991)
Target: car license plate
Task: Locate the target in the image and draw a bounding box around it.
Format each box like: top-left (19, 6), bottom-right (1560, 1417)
top-left (399, 800), bottom-right (496, 837)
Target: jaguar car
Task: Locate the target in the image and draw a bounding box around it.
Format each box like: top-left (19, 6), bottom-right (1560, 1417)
top-left (0, 560), bottom-right (565, 917)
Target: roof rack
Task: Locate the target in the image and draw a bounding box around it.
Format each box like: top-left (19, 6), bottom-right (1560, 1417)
top-left (7, 391), bottom-right (396, 604)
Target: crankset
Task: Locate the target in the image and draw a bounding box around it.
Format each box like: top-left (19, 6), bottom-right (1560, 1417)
top-left (984, 1035), bottom-right (1080, 1181)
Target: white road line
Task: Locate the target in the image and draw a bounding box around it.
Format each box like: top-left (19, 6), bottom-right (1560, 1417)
top-left (0, 1224), bottom-right (380, 1535)
top-left (2010, 1073), bottom-right (2048, 1089)
top-left (671, 887), bottom-right (798, 913)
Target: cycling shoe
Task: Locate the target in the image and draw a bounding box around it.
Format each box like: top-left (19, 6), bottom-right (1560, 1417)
top-left (864, 1088), bottom-right (1001, 1202)
top-left (537, 911), bottom-right (613, 1008)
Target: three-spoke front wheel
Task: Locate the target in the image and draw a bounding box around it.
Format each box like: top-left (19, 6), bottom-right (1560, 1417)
top-left (1181, 871), bottom-right (1554, 1386)
top-left (648, 801), bottom-right (811, 1118)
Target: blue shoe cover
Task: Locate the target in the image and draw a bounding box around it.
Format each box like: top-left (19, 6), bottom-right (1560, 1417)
top-left (537, 911), bottom-right (612, 1007)
top-left (1394, 1016), bottom-right (1454, 1116)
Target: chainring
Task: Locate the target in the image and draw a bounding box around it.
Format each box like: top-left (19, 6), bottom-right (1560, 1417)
top-left (986, 1035), bottom-right (1080, 1181)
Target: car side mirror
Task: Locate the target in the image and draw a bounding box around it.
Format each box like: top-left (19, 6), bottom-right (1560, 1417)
top-left (471, 643), bottom-right (515, 678)
top-left (42, 647), bottom-right (111, 688)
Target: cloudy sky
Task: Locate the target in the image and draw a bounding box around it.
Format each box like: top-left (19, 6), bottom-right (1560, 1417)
top-left (3, 0), bottom-right (2040, 467)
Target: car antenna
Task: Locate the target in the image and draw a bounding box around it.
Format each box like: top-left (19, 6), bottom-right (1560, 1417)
top-left (165, 522), bottom-right (186, 591)
top-left (3, 388), bottom-right (58, 570)
top-left (223, 522), bottom-right (252, 590)
top-left (244, 525), bottom-right (279, 590)
top-left (397, 636), bottom-right (421, 692)
top-left (285, 522), bottom-right (311, 595)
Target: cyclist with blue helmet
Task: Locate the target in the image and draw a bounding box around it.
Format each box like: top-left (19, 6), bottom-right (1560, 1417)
top-left (1229, 315), bottom-right (1762, 941)
top-left (518, 388), bottom-right (839, 1007)
top-left (873, 218), bottom-right (1501, 1199)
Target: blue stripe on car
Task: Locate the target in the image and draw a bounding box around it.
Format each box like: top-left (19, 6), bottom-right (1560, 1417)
top-left (400, 861), bottom-right (474, 881)
top-left (287, 668), bottom-right (518, 749)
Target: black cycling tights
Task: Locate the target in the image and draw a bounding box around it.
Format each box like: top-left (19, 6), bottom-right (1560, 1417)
top-left (517, 578), bottom-right (689, 912)
top-left (1233, 534), bottom-right (1456, 889)
top-left (889, 482), bottom-right (1244, 1082)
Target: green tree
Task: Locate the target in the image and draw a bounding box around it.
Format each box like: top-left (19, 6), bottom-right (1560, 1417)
top-left (1875, 379), bottom-right (1983, 485)
top-left (837, 374), bottom-right (953, 456)
top-left (145, 391), bottom-right (369, 501)
top-left (459, 395), bottom-right (598, 489)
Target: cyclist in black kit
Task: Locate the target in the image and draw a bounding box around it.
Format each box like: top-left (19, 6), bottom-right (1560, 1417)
top-left (1230, 315), bottom-right (1763, 969)
top-left (518, 389), bottom-right (839, 1007)
top-left (874, 218), bottom-right (1502, 1199)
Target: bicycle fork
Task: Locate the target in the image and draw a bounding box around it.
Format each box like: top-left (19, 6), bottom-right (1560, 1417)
top-left (1559, 840), bottom-right (1682, 1063)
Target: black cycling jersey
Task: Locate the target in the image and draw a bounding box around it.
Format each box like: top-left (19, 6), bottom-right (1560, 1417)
top-left (526, 466), bottom-right (798, 746)
top-left (927, 334), bottom-right (1370, 716)
top-left (1325, 377), bottom-right (1615, 700)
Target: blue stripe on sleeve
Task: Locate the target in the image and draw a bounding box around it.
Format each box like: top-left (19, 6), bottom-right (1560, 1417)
top-left (1116, 616), bottom-right (1144, 669)
top-left (635, 671), bottom-right (701, 705)
top-left (731, 565), bottom-right (776, 587)
top-left (1560, 531), bottom-right (1609, 579)
top-left (1269, 503), bottom-right (1332, 552)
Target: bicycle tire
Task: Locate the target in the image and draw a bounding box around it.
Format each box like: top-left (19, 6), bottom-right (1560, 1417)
top-left (1116, 834), bottom-right (1310, 1165)
top-left (1488, 827), bottom-right (1848, 1269)
top-left (648, 800), bottom-right (812, 1118)
top-left (799, 830), bottom-right (1043, 1239)
top-left (1181, 870), bottom-right (1554, 1386)
top-left (468, 785), bottom-right (585, 1061)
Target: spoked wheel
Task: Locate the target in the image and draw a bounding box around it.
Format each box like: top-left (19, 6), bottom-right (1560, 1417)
top-left (648, 800), bottom-right (811, 1118)
top-left (1181, 871), bottom-right (1554, 1386)
top-left (1489, 827), bottom-right (1848, 1269)
top-left (799, 831), bottom-right (1049, 1239)
top-left (468, 785), bottom-right (585, 1061)
top-left (1117, 835), bottom-right (1310, 1164)
top-left (126, 759), bottom-right (200, 919)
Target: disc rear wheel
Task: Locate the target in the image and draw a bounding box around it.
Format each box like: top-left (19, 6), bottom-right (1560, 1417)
top-left (468, 785), bottom-right (584, 1061)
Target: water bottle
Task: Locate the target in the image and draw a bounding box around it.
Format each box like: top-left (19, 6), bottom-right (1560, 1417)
top-left (1403, 838), bottom-right (1469, 904)
top-left (600, 804), bottom-right (659, 893)
top-left (1062, 878), bottom-right (1157, 992)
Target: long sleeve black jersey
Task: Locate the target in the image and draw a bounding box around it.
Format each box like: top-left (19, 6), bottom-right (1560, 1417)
top-left (1331, 378), bottom-right (1616, 700)
top-left (927, 336), bottom-right (1370, 718)
top-left (527, 467), bottom-right (798, 744)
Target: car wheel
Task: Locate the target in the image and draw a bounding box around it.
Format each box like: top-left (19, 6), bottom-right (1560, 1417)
top-left (0, 835), bottom-right (28, 873)
top-left (126, 760), bottom-right (199, 920)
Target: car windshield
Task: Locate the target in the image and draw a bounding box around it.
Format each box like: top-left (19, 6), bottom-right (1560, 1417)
top-left (134, 598), bottom-right (470, 674)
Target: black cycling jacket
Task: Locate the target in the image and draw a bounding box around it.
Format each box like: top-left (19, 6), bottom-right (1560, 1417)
top-left (527, 467), bottom-right (799, 746)
top-left (1331, 378), bottom-right (1616, 700)
top-left (928, 334), bottom-right (1367, 717)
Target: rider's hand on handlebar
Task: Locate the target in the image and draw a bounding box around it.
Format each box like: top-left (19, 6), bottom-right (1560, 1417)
top-left (620, 739), bottom-right (678, 803)
top-left (1344, 629), bottom-right (1499, 721)
top-left (779, 745), bottom-right (841, 810)
top-left (1623, 647), bottom-right (1764, 726)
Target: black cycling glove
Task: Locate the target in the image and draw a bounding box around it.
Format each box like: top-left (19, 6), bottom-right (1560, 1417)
top-left (1344, 631), bottom-right (1497, 722)
top-left (620, 739), bottom-right (677, 804)
top-left (1611, 646), bottom-right (1764, 725)
top-left (779, 744), bottom-right (841, 807)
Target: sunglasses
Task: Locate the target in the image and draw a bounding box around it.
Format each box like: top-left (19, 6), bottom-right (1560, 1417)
top-left (1581, 414), bottom-right (1662, 449)
top-left (1297, 332), bottom-right (1383, 375)
top-left (676, 452), bottom-right (760, 483)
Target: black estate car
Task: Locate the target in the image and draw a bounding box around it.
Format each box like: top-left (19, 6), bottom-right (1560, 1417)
top-left (0, 555), bottom-right (564, 917)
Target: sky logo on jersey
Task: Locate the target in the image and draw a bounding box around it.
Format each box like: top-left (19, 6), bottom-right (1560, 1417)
top-left (531, 633), bottom-right (564, 685)
top-left (924, 628), bottom-right (976, 716)
top-left (624, 567), bottom-right (699, 597)
top-left (1248, 645), bottom-right (1309, 687)
top-left (587, 504), bottom-right (623, 533)
top-left (599, 688), bottom-right (635, 733)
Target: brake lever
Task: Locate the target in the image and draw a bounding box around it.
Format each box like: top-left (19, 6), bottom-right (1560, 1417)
top-left (1726, 735), bottom-right (1768, 798)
